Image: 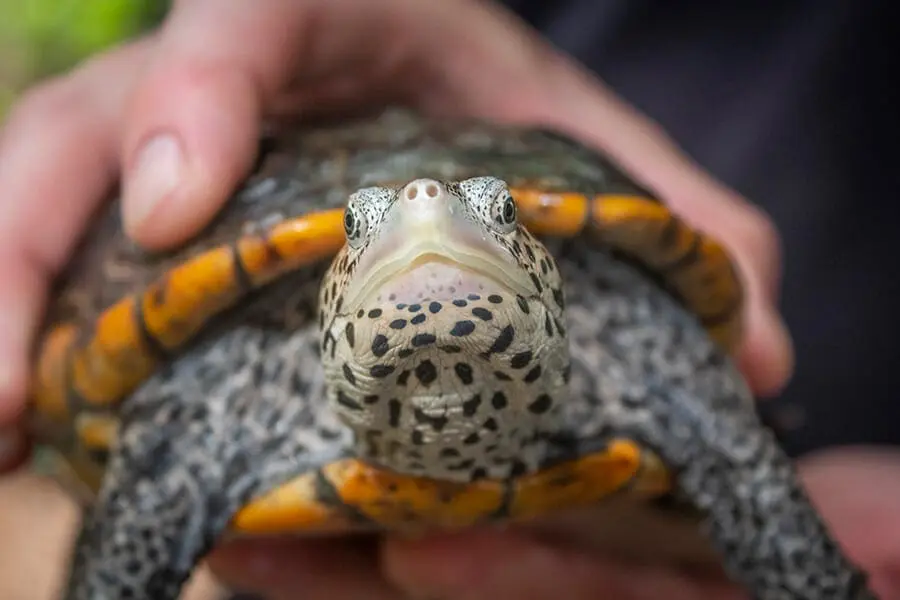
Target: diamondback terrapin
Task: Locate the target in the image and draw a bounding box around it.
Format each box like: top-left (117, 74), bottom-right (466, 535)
top-left (29, 110), bottom-right (875, 600)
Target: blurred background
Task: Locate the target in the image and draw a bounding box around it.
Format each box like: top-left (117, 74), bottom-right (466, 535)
top-left (0, 0), bottom-right (167, 117)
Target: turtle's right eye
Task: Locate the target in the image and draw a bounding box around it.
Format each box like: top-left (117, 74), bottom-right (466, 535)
top-left (343, 210), bottom-right (355, 236)
top-left (343, 203), bottom-right (368, 248)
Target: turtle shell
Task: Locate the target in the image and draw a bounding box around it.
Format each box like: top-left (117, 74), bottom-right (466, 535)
top-left (33, 110), bottom-right (750, 575)
top-left (33, 106), bottom-right (742, 552)
top-left (28, 110), bottom-right (879, 600)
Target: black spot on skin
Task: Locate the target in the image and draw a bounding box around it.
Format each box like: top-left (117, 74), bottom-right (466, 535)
top-left (441, 345), bottom-right (462, 353)
top-left (471, 467), bottom-right (487, 480)
top-left (429, 301), bottom-right (442, 313)
top-left (363, 394), bottom-right (380, 404)
top-left (485, 325), bottom-right (514, 355)
top-left (398, 348), bottom-right (414, 358)
top-left (412, 333), bottom-right (436, 346)
top-left (389, 399), bottom-right (401, 427)
top-left (415, 360), bottom-right (438, 385)
top-left (528, 394), bottom-right (553, 414)
top-left (342, 363), bottom-right (357, 385)
top-left (336, 390), bottom-right (362, 411)
top-left (390, 319), bottom-right (407, 330)
top-left (414, 407), bottom-right (448, 432)
top-left (368, 308), bottom-right (383, 318)
top-left (471, 307), bottom-right (493, 321)
top-left (448, 459), bottom-right (475, 471)
top-left (462, 394), bottom-right (482, 417)
top-left (554, 317), bottom-right (566, 336)
top-left (510, 351), bottom-right (532, 369)
top-left (540, 259), bottom-right (549, 275)
top-left (370, 364), bottom-right (395, 378)
top-left (510, 460), bottom-right (528, 477)
top-left (357, 309), bottom-right (365, 318)
top-left (397, 370), bottom-right (411, 386)
top-left (544, 313), bottom-right (554, 336)
top-left (491, 391), bottom-right (508, 409)
top-left (440, 448), bottom-right (461, 458)
top-left (411, 430), bottom-right (425, 445)
top-left (454, 363), bottom-right (474, 385)
top-left (483, 417), bottom-right (499, 431)
top-left (344, 322), bottom-right (356, 348)
top-left (396, 303), bottom-right (407, 310)
top-left (411, 314), bottom-right (426, 325)
top-left (463, 432), bottom-right (481, 445)
top-left (452, 299), bottom-right (467, 307)
top-left (488, 294), bottom-right (503, 304)
top-left (408, 304), bottom-right (422, 312)
top-left (450, 320), bottom-right (476, 336)
top-left (371, 334), bottom-right (389, 357)
top-left (524, 365), bottom-right (542, 383)
top-left (529, 272), bottom-right (543, 293)
top-left (467, 293), bottom-right (481, 301)
top-left (494, 370), bottom-right (512, 381)
top-left (552, 287), bottom-right (565, 309)
top-left (516, 295), bottom-right (530, 314)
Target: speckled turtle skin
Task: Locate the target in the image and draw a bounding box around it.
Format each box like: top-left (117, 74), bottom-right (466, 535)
top-left (30, 110), bottom-right (875, 600)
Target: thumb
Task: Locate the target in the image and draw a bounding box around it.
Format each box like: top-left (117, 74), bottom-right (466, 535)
top-left (119, 0), bottom-right (308, 249)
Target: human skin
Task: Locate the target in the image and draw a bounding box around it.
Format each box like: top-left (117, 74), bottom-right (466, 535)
top-left (1, 1), bottom-right (895, 598)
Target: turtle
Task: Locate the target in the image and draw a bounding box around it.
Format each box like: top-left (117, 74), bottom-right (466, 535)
top-left (27, 109), bottom-right (875, 600)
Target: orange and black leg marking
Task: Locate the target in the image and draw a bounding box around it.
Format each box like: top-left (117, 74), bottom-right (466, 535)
top-left (32, 210), bottom-right (347, 420)
top-left (230, 440), bottom-right (670, 536)
top-left (512, 188), bottom-right (745, 353)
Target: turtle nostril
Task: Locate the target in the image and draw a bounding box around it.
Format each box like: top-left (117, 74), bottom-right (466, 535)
top-left (405, 185), bottom-right (418, 201)
top-left (425, 183), bottom-right (439, 198)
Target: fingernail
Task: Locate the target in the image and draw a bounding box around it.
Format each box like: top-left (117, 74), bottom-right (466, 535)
top-left (123, 134), bottom-right (184, 233)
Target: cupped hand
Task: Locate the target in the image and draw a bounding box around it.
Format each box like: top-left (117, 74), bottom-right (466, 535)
top-left (0, 0), bottom-right (796, 596)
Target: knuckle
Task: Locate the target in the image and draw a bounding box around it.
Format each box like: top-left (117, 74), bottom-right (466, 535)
top-left (2, 76), bottom-right (94, 145)
top-left (726, 203), bottom-right (783, 299)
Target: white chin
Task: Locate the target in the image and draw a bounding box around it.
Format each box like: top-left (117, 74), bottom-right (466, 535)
top-left (367, 261), bottom-right (508, 305)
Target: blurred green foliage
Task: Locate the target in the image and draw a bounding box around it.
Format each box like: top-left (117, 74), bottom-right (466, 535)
top-left (0, 0), bottom-right (168, 117)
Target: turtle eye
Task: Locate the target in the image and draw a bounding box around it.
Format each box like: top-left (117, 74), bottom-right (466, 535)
top-left (492, 192), bottom-right (518, 233)
top-left (343, 209), bottom-right (355, 237)
top-left (343, 204), bottom-right (368, 248)
top-left (502, 195), bottom-right (517, 224)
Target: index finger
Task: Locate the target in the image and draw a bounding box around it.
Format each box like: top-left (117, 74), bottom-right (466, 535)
top-left (0, 41), bottom-right (149, 429)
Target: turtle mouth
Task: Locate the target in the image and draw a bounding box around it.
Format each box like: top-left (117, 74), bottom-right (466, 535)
top-left (341, 191), bottom-right (535, 309)
top-left (343, 244), bottom-right (533, 309)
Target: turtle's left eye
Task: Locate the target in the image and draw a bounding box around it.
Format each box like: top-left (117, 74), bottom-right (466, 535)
top-left (492, 192), bottom-right (518, 233)
top-left (502, 195), bottom-right (517, 224)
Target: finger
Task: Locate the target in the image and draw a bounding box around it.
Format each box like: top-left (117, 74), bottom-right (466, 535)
top-left (119, 0), bottom-right (321, 249)
top-left (524, 65), bottom-right (795, 396)
top-left (0, 41), bottom-right (150, 461)
top-left (799, 447), bottom-right (900, 597)
top-left (207, 537), bottom-right (399, 600)
top-left (384, 530), bottom-right (746, 600)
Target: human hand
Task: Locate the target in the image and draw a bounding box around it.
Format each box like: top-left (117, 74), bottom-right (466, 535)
top-left (0, 0), bottom-right (796, 597)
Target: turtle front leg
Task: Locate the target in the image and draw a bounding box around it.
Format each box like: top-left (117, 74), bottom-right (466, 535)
top-left (609, 382), bottom-right (878, 600)
top-left (555, 240), bottom-right (877, 599)
top-left (60, 326), bottom-right (350, 600)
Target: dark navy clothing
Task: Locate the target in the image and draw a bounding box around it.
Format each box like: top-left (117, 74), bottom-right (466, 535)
top-left (500, 0), bottom-right (900, 456)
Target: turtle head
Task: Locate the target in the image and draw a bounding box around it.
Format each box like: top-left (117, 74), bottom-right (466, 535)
top-left (319, 177), bottom-right (570, 482)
